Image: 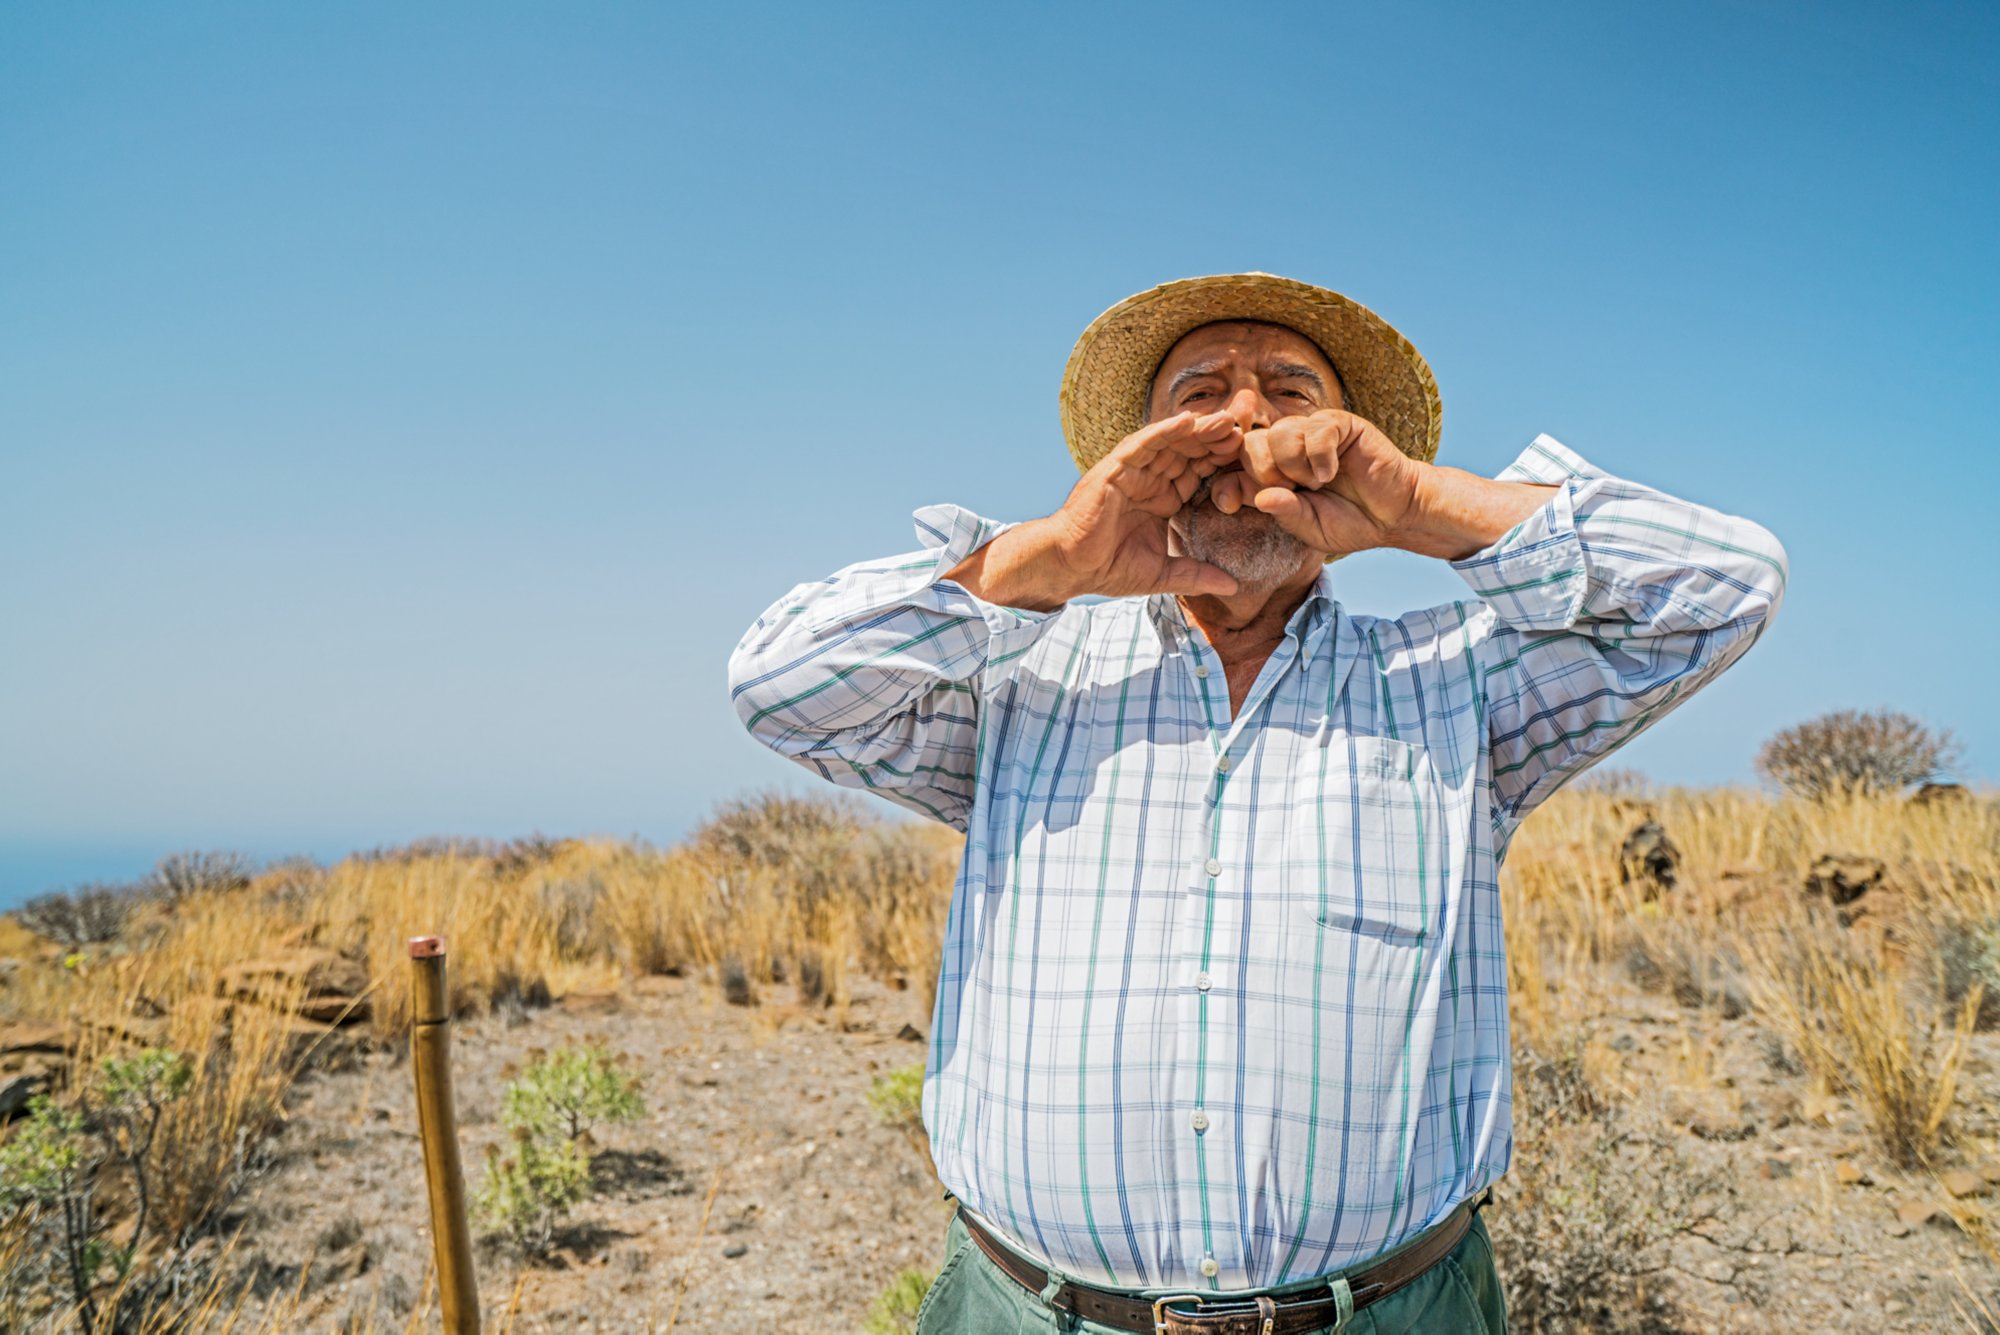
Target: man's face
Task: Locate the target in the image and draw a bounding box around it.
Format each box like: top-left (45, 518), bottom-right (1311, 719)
top-left (1146, 321), bottom-right (1346, 587)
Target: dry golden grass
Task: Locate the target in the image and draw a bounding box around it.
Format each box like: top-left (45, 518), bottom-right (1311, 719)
top-left (3, 784), bottom-right (1997, 1330)
top-left (1503, 785), bottom-right (2000, 1170)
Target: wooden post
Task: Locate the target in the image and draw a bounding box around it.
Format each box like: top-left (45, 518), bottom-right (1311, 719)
top-left (409, 935), bottom-right (480, 1334)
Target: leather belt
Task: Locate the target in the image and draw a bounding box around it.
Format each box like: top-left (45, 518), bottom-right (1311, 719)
top-left (957, 1199), bottom-right (1477, 1334)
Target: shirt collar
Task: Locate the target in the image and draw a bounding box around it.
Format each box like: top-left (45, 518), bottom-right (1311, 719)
top-left (1146, 565), bottom-right (1341, 652)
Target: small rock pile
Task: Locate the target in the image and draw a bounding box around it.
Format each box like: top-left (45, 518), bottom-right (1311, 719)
top-left (0, 1022), bottom-right (67, 1118)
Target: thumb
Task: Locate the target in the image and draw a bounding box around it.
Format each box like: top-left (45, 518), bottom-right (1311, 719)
top-left (1157, 556), bottom-right (1240, 598)
top-left (1251, 487), bottom-right (1331, 549)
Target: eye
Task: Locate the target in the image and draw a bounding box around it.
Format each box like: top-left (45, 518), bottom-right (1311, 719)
top-left (1182, 390), bottom-right (1213, 402)
top-left (1278, 389), bottom-right (1311, 399)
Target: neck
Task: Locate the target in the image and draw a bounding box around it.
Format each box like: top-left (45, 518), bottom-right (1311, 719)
top-left (1176, 563), bottom-right (1321, 662)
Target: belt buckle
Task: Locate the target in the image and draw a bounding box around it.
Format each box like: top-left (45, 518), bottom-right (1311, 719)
top-left (1151, 1293), bottom-right (1207, 1333)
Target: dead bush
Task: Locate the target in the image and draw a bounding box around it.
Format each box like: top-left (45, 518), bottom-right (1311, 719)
top-left (1755, 708), bottom-right (1960, 801)
top-left (1935, 912), bottom-right (2000, 1030)
top-left (148, 850), bottom-right (253, 904)
top-left (15, 884), bottom-right (136, 948)
top-left (1488, 1045), bottom-right (1723, 1334)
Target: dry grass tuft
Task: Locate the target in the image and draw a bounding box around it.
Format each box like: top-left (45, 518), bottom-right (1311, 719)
top-left (1743, 910), bottom-right (1983, 1169)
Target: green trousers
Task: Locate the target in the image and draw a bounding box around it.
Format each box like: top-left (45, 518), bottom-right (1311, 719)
top-left (915, 1204), bottom-right (1507, 1335)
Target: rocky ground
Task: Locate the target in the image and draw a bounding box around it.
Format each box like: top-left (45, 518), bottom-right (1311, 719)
top-left (225, 968), bottom-right (2000, 1334)
top-left (235, 973), bottom-right (949, 1333)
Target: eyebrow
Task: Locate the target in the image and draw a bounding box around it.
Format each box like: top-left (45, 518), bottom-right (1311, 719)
top-left (1162, 358), bottom-right (1329, 404)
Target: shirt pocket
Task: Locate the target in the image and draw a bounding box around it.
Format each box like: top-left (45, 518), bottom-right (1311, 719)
top-left (1293, 734), bottom-right (1444, 947)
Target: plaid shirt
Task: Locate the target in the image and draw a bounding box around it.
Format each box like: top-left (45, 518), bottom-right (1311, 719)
top-left (729, 434), bottom-right (1786, 1290)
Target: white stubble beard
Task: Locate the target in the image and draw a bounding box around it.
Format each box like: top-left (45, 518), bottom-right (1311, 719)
top-left (1175, 480), bottom-right (1314, 588)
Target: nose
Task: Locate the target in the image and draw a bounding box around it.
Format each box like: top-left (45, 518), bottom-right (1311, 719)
top-left (1223, 386), bottom-right (1274, 433)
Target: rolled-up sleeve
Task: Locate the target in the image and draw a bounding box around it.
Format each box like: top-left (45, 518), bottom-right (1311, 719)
top-left (727, 505), bottom-right (1064, 829)
top-left (1452, 433), bottom-right (1789, 845)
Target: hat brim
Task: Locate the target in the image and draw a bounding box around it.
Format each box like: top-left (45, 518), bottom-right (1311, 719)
top-left (1058, 272), bottom-right (1442, 475)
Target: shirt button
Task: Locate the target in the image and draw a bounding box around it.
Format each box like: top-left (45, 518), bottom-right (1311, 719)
top-left (1199, 1256), bottom-right (1219, 1278)
top-left (1215, 754), bottom-right (1232, 773)
top-left (1191, 1109), bottom-right (1209, 1133)
top-left (1195, 971), bottom-right (1212, 992)
top-left (1203, 858), bottom-right (1221, 877)
top-left (1194, 664), bottom-right (1210, 679)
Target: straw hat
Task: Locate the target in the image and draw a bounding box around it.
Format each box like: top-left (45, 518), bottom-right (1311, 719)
top-left (1057, 272), bottom-right (1442, 474)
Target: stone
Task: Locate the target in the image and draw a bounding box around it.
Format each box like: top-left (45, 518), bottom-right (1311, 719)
top-left (0, 1071), bottom-right (48, 1119)
top-left (895, 1023), bottom-right (925, 1043)
top-left (1835, 1162), bottom-right (1871, 1186)
top-left (1618, 821), bottom-right (1682, 900)
top-left (558, 989), bottom-right (623, 1017)
top-left (1758, 1158), bottom-right (1794, 1180)
top-left (219, 948), bottom-right (368, 1000)
top-left (298, 993), bottom-right (371, 1025)
top-left (0, 1022), bottom-right (69, 1056)
top-left (1685, 1111), bottom-right (1758, 1143)
top-left (85, 1014), bottom-right (166, 1048)
top-left (1804, 854), bottom-right (1885, 907)
top-left (1980, 1162), bottom-right (2000, 1185)
top-left (1940, 1169), bottom-right (1987, 1199)
top-left (1895, 1200), bottom-right (1941, 1228)
top-left (722, 1243), bottom-right (748, 1259)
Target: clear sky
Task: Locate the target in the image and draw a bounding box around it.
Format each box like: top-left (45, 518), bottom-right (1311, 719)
top-left (3, 2), bottom-right (1995, 907)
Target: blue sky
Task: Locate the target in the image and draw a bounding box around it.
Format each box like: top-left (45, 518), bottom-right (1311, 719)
top-left (3, 2), bottom-right (1994, 905)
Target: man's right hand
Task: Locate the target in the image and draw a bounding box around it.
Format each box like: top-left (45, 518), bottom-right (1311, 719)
top-left (944, 411), bottom-right (1245, 611)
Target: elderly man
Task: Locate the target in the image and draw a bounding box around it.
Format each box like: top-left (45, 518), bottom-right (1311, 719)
top-left (729, 273), bottom-right (1786, 1334)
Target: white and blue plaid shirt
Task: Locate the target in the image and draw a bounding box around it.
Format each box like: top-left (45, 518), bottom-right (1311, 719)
top-left (729, 434), bottom-right (1786, 1290)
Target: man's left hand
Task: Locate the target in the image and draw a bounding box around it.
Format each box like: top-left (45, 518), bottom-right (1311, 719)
top-left (1207, 410), bottom-right (1565, 562)
top-left (1207, 410), bottom-right (1420, 558)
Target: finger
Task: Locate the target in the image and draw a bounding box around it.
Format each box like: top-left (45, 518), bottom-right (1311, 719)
top-left (1116, 411), bottom-right (1239, 471)
top-left (1195, 433), bottom-right (1243, 475)
top-left (1156, 556), bottom-right (1240, 599)
top-left (1305, 413), bottom-right (1362, 487)
top-left (1263, 421), bottom-right (1321, 489)
top-left (1209, 471), bottom-right (1253, 515)
top-left (1302, 419), bottom-right (1344, 487)
top-left (1110, 410), bottom-right (1204, 461)
top-left (1241, 430), bottom-right (1287, 489)
top-left (1251, 487), bottom-right (1331, 549)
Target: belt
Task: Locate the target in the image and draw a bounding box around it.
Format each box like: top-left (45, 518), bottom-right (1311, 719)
top-left (957, 1198), bottom-right (1479, 1335)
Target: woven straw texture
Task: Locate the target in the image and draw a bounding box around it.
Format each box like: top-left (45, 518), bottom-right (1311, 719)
top-left (1057, 272), bottom-right (1442, 474)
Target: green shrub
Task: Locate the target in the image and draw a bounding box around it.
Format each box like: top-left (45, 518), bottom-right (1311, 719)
top-left (0, 1048), bottom-right (196, 1329)
top-left (474, 1131), bottom-right (592, 1255)
top-left (501, 1040), bottom-right (645, 1143)
top-left (863, 1266), bottom-right (935, 1335)
top-left (865, 1062), bottom-right (925, 1129)
top-left (476, 1040), bottom-right (646, 1254)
